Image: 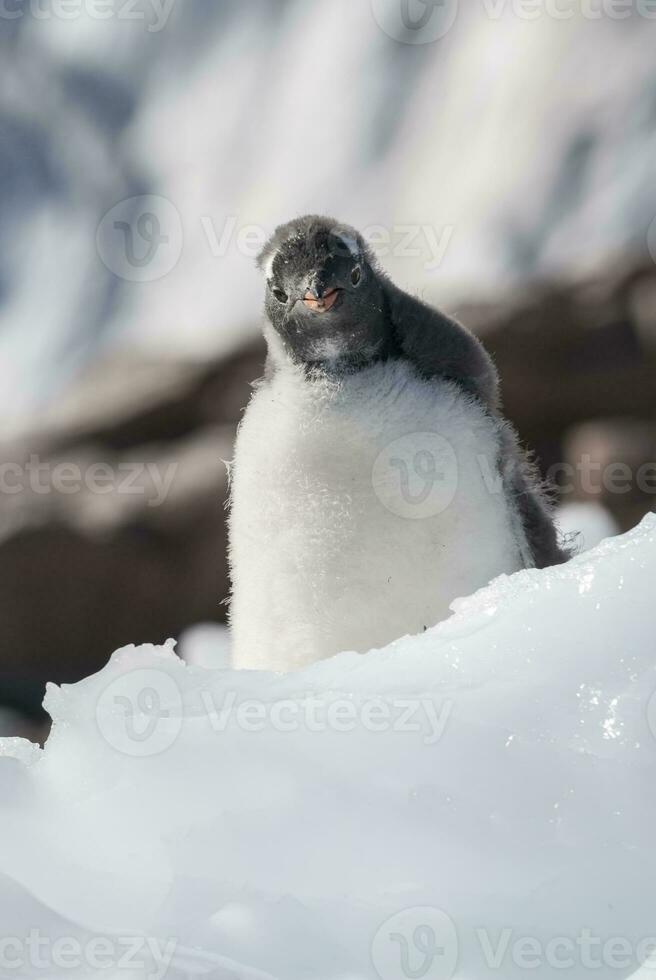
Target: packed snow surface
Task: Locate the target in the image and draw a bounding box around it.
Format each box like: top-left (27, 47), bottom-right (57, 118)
top-left (1, 516), bottom-right (655, 979)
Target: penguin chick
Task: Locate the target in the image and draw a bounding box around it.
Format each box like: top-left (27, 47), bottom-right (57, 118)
top-left (229, 215), bottom-right (568, 671)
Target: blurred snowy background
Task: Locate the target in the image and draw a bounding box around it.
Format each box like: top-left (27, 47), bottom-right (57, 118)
top-left (1, 0), bottom-right (656, 732)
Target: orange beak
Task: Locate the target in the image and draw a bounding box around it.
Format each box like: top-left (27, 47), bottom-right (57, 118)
top-left (302, 287), bottom-right (339, 312)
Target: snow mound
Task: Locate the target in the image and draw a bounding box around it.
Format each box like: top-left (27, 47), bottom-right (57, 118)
top-left (1, 516), bottom-right (655, 979)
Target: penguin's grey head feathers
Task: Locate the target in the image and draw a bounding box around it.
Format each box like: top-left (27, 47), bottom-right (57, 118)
top-left (258, 215), bottom-right (390, 372)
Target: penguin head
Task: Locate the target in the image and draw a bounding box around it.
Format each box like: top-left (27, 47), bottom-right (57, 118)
top-left (258, 215), bottom-right (389, 370)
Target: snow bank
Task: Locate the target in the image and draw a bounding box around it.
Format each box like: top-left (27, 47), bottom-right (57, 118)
top-left (1, 516), bottom-right (655, 979)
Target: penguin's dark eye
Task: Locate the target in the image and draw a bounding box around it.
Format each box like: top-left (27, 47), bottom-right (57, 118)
top-left (351, 265), bottom-right (362, 287)
top-left (272, 286), bottom-right (288, 304)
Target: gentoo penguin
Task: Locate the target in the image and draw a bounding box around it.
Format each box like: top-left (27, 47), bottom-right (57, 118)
top-left (229, 215), bottom-right (567, 671)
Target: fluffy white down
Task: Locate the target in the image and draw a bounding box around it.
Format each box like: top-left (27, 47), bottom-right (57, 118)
top-left (229, 358), bottom-right (526, 670)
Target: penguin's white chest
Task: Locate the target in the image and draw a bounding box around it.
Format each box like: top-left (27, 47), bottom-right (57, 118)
top-left (229, 359), bottom-right (524, 670)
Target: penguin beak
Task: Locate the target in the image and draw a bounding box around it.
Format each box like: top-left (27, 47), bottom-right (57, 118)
top-left (302, 283), bottom-right (339, 313)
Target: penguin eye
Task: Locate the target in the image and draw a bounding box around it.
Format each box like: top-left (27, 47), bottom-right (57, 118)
top-left (271, 286), bottom-right (288, 304)
top-left (351, 265), bottom-right (362, 287)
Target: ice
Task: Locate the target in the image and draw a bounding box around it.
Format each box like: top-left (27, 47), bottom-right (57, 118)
top-left (0, 516), bottom-right (655, 979)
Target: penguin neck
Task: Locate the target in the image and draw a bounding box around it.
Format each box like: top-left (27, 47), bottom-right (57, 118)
top-left (262, 314), bottom-right (400, 382)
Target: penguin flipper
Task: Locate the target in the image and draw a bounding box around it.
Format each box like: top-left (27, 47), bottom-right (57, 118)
top-left (381, 279), bottom-right (569, 569)
top-left (500, 426), bottom-right (571, 569)
top-left (382, 278), bottom-right (500, 413)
